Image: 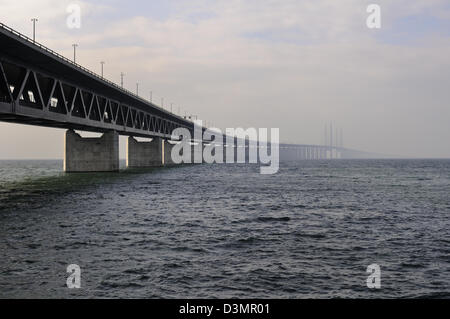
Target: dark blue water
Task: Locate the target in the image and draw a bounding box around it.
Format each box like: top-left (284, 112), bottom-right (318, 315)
top-left (0, 159), bottom-right (449, 298)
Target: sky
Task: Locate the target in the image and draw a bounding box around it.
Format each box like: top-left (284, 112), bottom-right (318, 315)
top-left (0, 0), bottom-right (449, 159)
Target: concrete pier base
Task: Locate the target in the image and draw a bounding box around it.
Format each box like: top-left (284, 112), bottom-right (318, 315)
top-left (126, 137), bottom-right (163, 168)
top-left (163, 140), bottom-right (175, 166)
top-left (190, 144), bottom-right (203, 164)
top-left (64, 129), bottom-right (119, 172)
top-left (203, 144), bottom-right (213, 164)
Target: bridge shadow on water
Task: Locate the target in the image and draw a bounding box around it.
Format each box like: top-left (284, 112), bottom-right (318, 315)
top-left (0, 161), bottom-right (188, 212)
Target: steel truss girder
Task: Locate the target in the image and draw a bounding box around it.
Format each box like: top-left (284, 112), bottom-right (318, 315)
top-left (0, 58), bottom-right (191, 139)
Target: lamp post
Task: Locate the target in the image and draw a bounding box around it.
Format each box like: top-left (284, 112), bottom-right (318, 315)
top-left (120, 72), bottom-right (125, 88)
top-left (136, 83), bottom-right (139, 96)
top-left (31, 18), bottom-right (38, 43)
top-left (72, 44), bottom-right (78, 63)
top-left (100, 61), bottom-right (105, 78)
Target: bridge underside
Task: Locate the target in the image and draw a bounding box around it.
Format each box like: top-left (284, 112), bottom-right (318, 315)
top-left (0, 106), bottom-right (126, 135)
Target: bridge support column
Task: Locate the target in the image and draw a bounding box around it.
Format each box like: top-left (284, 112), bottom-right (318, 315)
top-left (64, 129), bottom-right (119, 172)
top-left (189, 143), bottom-right (203, 164)
top-left (163, 140), bottom-right (173, 166)
top-left (203, 144), bottom-right (213, 164)
top-left (163, 140), bottom-right (182, 166)
top-left (126, 137), bottom-right (163, 168)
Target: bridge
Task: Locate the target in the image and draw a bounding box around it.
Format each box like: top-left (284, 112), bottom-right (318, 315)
top-left (0, 22), bottom-right (368, 172)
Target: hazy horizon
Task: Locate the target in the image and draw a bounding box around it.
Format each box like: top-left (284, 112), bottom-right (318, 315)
top-left (1, 0), bottom-right (449, 159)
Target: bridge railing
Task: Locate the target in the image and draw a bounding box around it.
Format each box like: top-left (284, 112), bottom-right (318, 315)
top-left (0, 22), bottom-right (191, 123)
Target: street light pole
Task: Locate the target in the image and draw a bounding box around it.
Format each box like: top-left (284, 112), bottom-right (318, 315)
top-left (136, 83), bottom-right (139, 96)
top-left (31, 18), bottom-right (38, 43)
top-left (171, 103), bottom-right (173, 113)
top-left (100, 61), bottom-right (105, 78)
top-left (120, 72), bottom-right (125, 88)
top-left (150, 91), bottom-right (152, 102)
top-left (72, 44), bottom-right (78, 63)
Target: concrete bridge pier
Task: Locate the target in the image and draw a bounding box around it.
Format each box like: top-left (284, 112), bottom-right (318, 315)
top-left (163, 140), bottom-right (176, 166)
top-left (188, 143), bottom-right (202, 164)
top-left (126, 137), bottom-right (163, 168)
top-left (203, 143), bottom-right (214, 164)
top-left (300, 147), bottom-right (306, 160)
top-left (322, 148), bottom-right (326, 159)
top-left (64, 129), bottom-right (119, 172)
